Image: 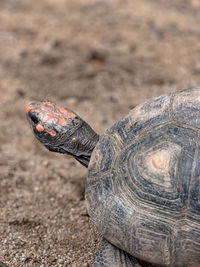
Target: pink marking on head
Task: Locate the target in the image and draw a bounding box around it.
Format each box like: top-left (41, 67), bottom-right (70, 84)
top-left (57, 106), bottom-right (67, 114)
top-left (27, 101), bottom-right (77, 132)
top-left (72, 137), bottom-right (77, 142)
top-left (36, 124), bottom-right (44, 132)
top-left (31, 109), bottom-right (41, 114)
top-left (56, 105), bottom-right (76, 118)
top-left (68, 111), bottom-right (76, 118)
top-left (26, 106), bottom-right (30, 113)
top-left (47, 130), bottom-right (56, 137)
top-left (58, 118), bottom-right (66, 126)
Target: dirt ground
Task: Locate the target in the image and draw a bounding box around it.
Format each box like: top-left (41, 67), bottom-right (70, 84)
top-left (0, 0), bottom-right (200, 266)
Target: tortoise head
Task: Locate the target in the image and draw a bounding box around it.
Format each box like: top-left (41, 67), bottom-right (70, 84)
top-left (26, 100), bottom-right (99, 167)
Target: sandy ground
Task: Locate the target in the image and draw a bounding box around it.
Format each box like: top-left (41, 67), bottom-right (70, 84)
top-left (0, 0), bottom-right (200, 266)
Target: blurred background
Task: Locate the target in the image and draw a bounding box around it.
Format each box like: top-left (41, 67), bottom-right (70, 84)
top-left (0, 0), bottom-right (200, 266)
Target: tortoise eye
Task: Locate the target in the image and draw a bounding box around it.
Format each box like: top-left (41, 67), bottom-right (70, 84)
top-left (29, 111), bottom-right (39, 124)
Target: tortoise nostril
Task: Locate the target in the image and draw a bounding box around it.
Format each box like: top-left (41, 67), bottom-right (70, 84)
top-left (29, 111), bottom-right (39, 124)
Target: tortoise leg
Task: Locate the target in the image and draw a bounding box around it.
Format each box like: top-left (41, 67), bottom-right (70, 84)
top-left (94, 238), bottom-right (152, 267)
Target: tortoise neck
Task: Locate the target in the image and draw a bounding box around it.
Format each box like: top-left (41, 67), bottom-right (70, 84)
top-left (74, 122), bottom-right (100, 168)
top-left (58, 120), bottom-right (99, 168)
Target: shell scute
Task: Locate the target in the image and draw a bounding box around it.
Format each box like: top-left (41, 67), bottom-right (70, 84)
top-left (88, 135), bottom-right (118, 176)
top-left (108, 94), bottom-right (171, 146)
top-left (189, 146), bottom-right (200, 222)
top-left (119, 124), bottom-right (197, 218)
top-left (174, 224), bottom-right (200, 266)
top-left (132, 216), bottom-right (173, 264)
top-left (172, 87), bottom-right (200, 128)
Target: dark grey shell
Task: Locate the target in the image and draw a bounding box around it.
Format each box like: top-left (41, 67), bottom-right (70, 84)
top-left (86, 87), bottom-right (200, 267)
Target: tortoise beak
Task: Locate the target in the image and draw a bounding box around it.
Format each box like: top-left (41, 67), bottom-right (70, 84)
top-left (26, 102), bottom-right (40, 126)
top-left (28, 111), bottom-right (40, 125)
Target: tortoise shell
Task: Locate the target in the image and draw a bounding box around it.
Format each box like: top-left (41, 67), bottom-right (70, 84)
top-left (86, 87), bottom-right (200, 267)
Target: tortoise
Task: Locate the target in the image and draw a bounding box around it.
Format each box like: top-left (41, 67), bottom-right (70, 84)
top-left (26, 87), bottom-right (200, 267)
